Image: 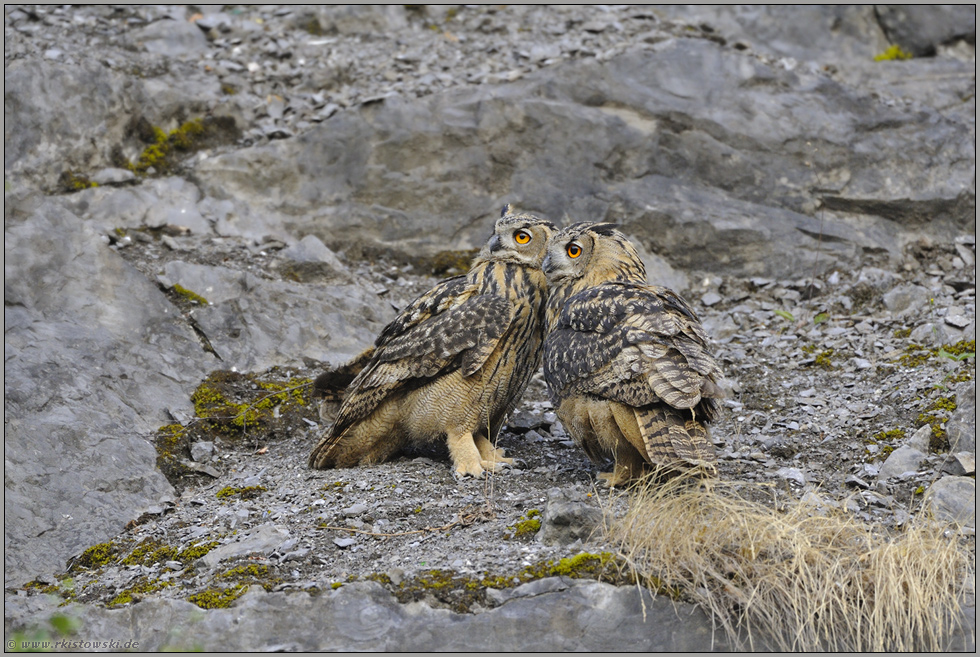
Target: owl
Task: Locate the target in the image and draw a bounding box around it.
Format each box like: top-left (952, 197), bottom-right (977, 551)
top-left (542, 223), bottom-right (725, 486)
top-left (309, 206), bottom-right (557, 478)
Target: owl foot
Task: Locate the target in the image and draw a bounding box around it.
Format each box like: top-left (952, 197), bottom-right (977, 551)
top-left (479, 458), bottom-right (512, 473)
top-left (597, 471), bottom-right (631, 488)
top-left (474, 435), bottom-right (513, 466)
top-left (448, 430), bottom-right (487, 479)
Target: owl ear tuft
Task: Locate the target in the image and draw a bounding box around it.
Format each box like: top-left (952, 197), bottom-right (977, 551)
top-left (500, 204), bottom-right (512, 218)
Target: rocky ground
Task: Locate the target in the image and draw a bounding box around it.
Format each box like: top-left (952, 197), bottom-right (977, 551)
top-left (4, 4), bottom-right (975, 651)
top-left (12, 225), bottom-right (975, 626)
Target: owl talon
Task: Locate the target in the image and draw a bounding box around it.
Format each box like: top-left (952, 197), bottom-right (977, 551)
top-left (479, 458), bottom-right (512, 473)
top-left (598, 471), bottom-right (630, 488)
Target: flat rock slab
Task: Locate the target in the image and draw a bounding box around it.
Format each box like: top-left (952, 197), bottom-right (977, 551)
top-left (8, 581), bottom-right (739, 652)
top-left (8, 580), bottom-right (975, 652)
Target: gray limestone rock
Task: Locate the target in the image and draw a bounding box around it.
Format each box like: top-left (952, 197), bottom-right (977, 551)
top-left (906, 424), bottom-right (933, 453)
top-left (129, 18), bottom-right (210, 58)
top-left (883, 284), bottom-right (931, 317)
top-left (945, 382), bottom-right (976, 453)
top-left (4, 198), bottom-right (210, 584)
top-left (4, 60), bottom-right (143, 189)
top-left (160, 260), bottom-right (393, 371)
top-left (875, 5), bottom-right (976, 57)
top-left (538, 491), bottom-right (603, 546)
top-left (878, 446), bottom-right (927, 479)
top-left (9, 581), bottom-right (747, 651)
top-left (281, 234), bottom-right (349, 274)
top-left (941, 453), bottom-right (976, 477)
top-left (195, 40), bottom-right (972, 277)
top-left (923, 477), bottom-right (976, 527)
top-left (201, 524), bottom-right (291, 567)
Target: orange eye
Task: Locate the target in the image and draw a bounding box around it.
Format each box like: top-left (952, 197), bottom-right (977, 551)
top-left (514, 230), bottom-right (531, 244)
top-left (567, 243), bottom-right (582, 258)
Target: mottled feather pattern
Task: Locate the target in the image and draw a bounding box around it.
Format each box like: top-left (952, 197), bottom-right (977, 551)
top-left (309, 207), bottom-right (556, 477)
top-left (542, 222), bottom-right (724, 484)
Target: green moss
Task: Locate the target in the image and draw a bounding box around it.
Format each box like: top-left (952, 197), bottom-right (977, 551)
top-left (331, 582), bottom-right (343, 590)
top-left (898, 341), bottom-right (975, 368)
top-left (507, 509), bottom-right (542, 539)
top-left (154, 423), bottom-right (193, 484)
top-left (220, 83), bottom-right (238, 95)
top-left (71, 543), bottom-right (117, 571)
top-left (178, 541), bottom-right (219, 561)
top-left (190, 371), bottom-right (313, 437)
top-left (187, 585), bottom-right (248, 609)
top-left (812, 349), bottom-right (835, 370)
top-left (108, 577), bottom-right (173, 607)
top-left (121, 539), bottom-right (178, 566)
top-left (874, 45), bottom-right (913, 61)
top-left (873, 428), bottom-right (906, 442)
top-left (527, 552), bottom-right (620, 581)
top-left (376, 552), bottom-right (633, 614)
top-left (893, 328), bottom-right (912, 339)
top-left (23, 580), bottom-right (60, 596)
top-left (108, 591), bottom-right (133, 607)
top-left (898, 345), bottom-right (932, 367)
top-left (172, 284), bottom-right (209, 306)
top-left (58, 170), bottom-right (98, 193)
top-left (941, 339), bottom-right (976, 358)
top-left (364, 573), bottom-right (393, 585)
top-left (126, 116), bottom-right (240, 176)
top-left (913, 394), bottom-right (960, 452)
top-left (218, 564), bottom-right (269, 580)
top-left (216, 485), bottom-right (268, 500)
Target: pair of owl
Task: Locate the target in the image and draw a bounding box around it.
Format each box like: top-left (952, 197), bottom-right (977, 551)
top-left (308, 206), bottom-right (724, 486)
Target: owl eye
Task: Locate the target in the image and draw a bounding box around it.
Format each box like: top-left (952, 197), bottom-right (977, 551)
top-left (514, 229), bottom-right (531, 244)
top-left (567, 243), bottom-right (582, 258)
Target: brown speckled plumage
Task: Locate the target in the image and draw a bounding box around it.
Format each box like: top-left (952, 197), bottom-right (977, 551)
top-left (543, 223), bottom-right (724, 486)
top-left (309, 206), bottom-right (556, 477)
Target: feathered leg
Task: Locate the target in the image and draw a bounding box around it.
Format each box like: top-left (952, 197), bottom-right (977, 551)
top-left (447, 429), bottom-right (486, 478)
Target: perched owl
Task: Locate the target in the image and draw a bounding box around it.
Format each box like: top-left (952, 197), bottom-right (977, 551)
top-left (309, 206), bottom-right (556, 478)
top-left (542, 223), bottom-right (725, 486)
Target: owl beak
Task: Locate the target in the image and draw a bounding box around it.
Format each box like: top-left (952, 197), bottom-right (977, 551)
top-left (488, 234), bottom-right (503, 252)
top-left (541, 253), bottom-right (553, 273)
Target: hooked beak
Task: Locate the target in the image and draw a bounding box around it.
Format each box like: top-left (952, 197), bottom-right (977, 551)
top-left (488, 234), bottom-right (503, 253)
top-left (541, 253), bottom-right (553, 273)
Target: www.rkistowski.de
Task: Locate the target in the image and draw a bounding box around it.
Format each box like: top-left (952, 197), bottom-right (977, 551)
top-left (8, 639), bottom-right (140, 650)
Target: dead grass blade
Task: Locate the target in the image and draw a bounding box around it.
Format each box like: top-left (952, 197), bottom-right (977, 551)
top-left (606, 473), bottom-right (974, 651)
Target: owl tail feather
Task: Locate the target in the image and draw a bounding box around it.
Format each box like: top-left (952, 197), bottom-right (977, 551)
top-left (634, 406), bottom-right (718, 473)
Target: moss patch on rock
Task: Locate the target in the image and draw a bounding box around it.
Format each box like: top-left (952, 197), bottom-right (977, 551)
top-left (124, 116), bottom-right (240, 177)
top-left (216, 485), bottom-right (268, 500)
top-left (380, 551), bottom-right (629, 613)
top-left (506, 509), bottom-right (541, 539)
top-left (187, 585), bottom-right (248, 609)
top-left (69, 543), bottom-right (118, 572)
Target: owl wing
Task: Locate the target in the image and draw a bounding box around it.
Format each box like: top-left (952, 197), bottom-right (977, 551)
top-left (327, 277), bottom-right (516, 440)
top-left (545, 282), bottom-right (723, 418)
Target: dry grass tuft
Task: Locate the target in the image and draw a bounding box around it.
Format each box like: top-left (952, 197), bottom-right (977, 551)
top-left (607, 473), bottom-right (974, 651)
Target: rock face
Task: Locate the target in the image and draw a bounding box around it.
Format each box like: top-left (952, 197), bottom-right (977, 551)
top-left (3, 3), bottom-right (975, 651)
top-left (8, 581), bottom-right (743, 652)
top-left (4, 197), bottom-right (205, 582)
top-left (193, 38), bottom-right (974, 277)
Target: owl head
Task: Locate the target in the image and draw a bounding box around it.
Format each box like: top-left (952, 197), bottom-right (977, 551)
top-left (479, 204), bottom-right (557, 268)
top-left (542, 222), bottom-right (647, 287)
